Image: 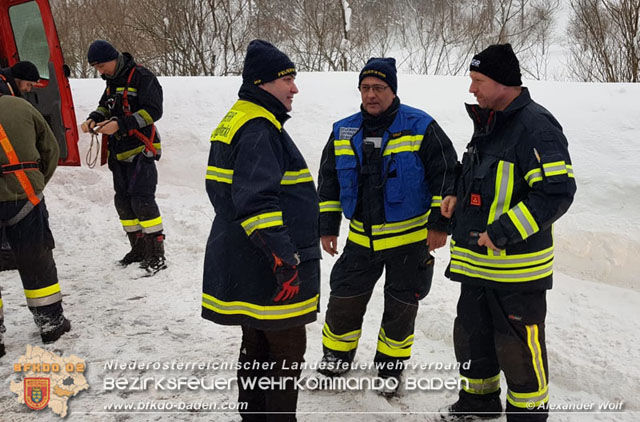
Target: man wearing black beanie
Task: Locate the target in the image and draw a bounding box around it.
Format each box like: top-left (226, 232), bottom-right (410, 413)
top-left (203, 39), bottom-right (319, 421)
top-left (442, 44), bottom-right (577, 422)
top-left (316, 57), bottom-right (458, 397)
top-left (0, 61), bottom-right (40, 97)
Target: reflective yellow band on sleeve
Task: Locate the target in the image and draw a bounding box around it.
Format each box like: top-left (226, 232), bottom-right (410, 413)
top-left (241, 211), bottom-right (283, 236)
top-left (525, 167), bottom-right (543, 187)
top-left (281, 168), bottom-right (313, 185)
top-left (206, 166), bottom-right (234, 184)
top-left (507, 385), bottom-right (549, 409)
top-left (202, 294), bottom-right (319, 320)
top-left (135, 109), bottom-right (154, 126)
top-left (567, 164), bottom-right (575, 178)
top-left (319, 201), bottom-right (342, 212)
top-left (430, 196), bottom-right (442, 208)
top-left (382, 134), bottom-right (423, 156)
top-left (460, 374), bottom-right (501, 395)
top-left (322, 324), bottom-right (361, 352)
top-left (542, 161), bottom-right (568, 177)
top-left (507, 202), bottom-right (539, 240)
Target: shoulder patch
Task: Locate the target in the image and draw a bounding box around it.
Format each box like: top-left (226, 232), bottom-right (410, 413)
top-left (339, 127), bottom-right (359, 140)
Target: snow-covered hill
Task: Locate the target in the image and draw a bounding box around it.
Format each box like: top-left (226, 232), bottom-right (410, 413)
top-left (0, 73), bottom-right (638, 421)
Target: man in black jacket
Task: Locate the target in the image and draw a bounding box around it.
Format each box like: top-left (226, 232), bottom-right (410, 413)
top-left (80, 40), bottom-right (166, 273)
top-left (441, 44), bottom-right (576, 422)
top-left (203, 40), bottom-right (320, 421)
top-left (0, 61), bottom-right (40, 97)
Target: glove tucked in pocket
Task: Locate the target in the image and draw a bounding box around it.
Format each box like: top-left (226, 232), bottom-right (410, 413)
top-left (271, 253), bottom-right (301, 304)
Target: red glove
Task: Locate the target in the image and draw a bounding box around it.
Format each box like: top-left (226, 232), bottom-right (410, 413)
top-left (272, 254), bottom-right (301, 303)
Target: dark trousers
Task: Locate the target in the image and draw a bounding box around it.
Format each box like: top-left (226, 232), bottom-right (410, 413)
top-left (322, 242), bottom-right (433, 375)
top-left (238, 325), bottom-right (306, 422)
top-left (454, 284), bottom-right (549, 422)
top-left (108, 154), bottom-right (162, 233)
top-left (0, 200), bottom-right (64, 336)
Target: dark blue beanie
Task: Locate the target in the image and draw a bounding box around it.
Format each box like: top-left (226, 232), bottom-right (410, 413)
top-left (10, 61), bottom-right (40, 82)
top-left (87, 40), bottom-right (119, 65)
top-left (359, 58), bottom-right (397, 94)
top-left (242, 39), bottom-right (296, 85)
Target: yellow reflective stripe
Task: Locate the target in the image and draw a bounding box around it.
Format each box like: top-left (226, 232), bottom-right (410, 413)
top-left (281, 168), bottom-right (313, 185)
top-left (211, 100), bottom-right (281, 144)
top-left (376, 327), bottom-right (414, 358)
top-left (96, 106), bottom-right (110, 117)
top-left (431, 196), bottom-right (442, 208)
top-left (202, 293), bottom-right (318, 320)
top-left (116, 142), bottom-right (161, 161)
top-left (241, 211), bottom-right (283, 236)
top-left (507, 385), bottom-right (549, 408)
top-left (319, 201), bottom-right (342, 212)
top-left (507, 202), bottom-right (540, 240)
top-left (206, 166), bottom-right (233, 184)
top-left (371, 212), bottom-right (429, 235)
top-left (372, 228), bottom-right (427, 251)
top-left (0, 297), bottom-right (3, 309)
top-left (350, 219), bottom-right (365, 233)
top-left (333, 139), bottom-right (355, 156)
top-left (567, 164), bottom-right (575, 178)
top-left (525, 167), bottom-right (543, 187)
top-left (542, 160), bottom-right (568, 177)
top-left (382, 134), bottom-right (423, 156)
top-left (460, 374), bottom-right (501, 395)
top-left (450, 244), bottom-right (554, 268)
top-left (140, 216), bottom-right (163, 229)
top-left (135, 109), bottom-right (154, 125)
top-left (322, 324), bottom-right (361, 352)
top-left (488, 161), bottom-right (514, 225)
top-left (24, 283), bottom-right (61, 299)
top-left (121, 219), bottom-right (140, 227)
top-left (449, 259), bottom-right (553, 283)
top-left (348, 230), bottom-right (371, 248)
top-left (115, 87), bottom-right (138, 93)
top-left (527, 324), bottom-right (547, 390)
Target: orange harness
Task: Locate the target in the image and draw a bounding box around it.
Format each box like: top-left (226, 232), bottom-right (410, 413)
top-left (0, 74), bottom-right (16, 96)
top-left (0, 123), bottom-right (41, 206)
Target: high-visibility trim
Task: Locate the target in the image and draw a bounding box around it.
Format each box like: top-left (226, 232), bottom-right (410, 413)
top-left (24, 284), bottom-right (62, 307)
top-left (449, 259), bottom-right (553, 283)
top-left (450, 243), bottom-right (554, 269)
top-left (241, 211), bottom-right (283, 236)
top-left (460, 374), bottom-right (501, 395)
top-left (525, 167), bottom-right (543, 187)
top-left (382, 134), bottom-right (423, 156)
top-left (488, 161), bottom-right (514, 225)
top-left (350, 219), bottom-right (365, 233)
top-left (526, 324), bottom-right (547, 390)
top-left (507, 385), bottom-right (549, 409)
top-left (507, 202), bottom-right (540, 240)
top-left (376, 328), bottom-right (414, 358)
top-left (134, 109), bottom-right (154, 126)
top-left (139, 216), bottom-right (163, 234)
top-left (322, 323), bottom-right (361, 352)
top-left (567, 164), bottom-right (575, 178)
top-left (0, 124), bottom-right (41, 206)
top-left (347, 230), bottom-right (371, 248)
top-left (96, 106), bottom-right (110, 118)
top-left (211, 100), bottom-right (281, 144)
top-left (348, 217), bottom-right (428, 251)
top-left (121, 219), bottom-right (141, 232)
top-left (333, 139), bottom-right (355, 156)
top-left (206, 166), bottom-right (233, 184)
top-left (115, 142), bottom-right (161, 161)
top-left (373, 229), bottom-right (427, 250)
top-left (281, 168), bottom-right (313, 185)
top-left (319, 201), bottom-right (342, 213)
top-left (115, 87), bottom-right (138, 94)
top-left (202, 293), bottom-right (319, 320)
top-left (431, 196), bottom-right (442, 208)
top-left (371, 212), bottom-right (429, 236)
top-left (542, 161), bottom-right (568, 177)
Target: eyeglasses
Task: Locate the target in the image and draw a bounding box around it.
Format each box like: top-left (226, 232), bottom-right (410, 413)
top-left (358, 84), bottom-right (389, 93)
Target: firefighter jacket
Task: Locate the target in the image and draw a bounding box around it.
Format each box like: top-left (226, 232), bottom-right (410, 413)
top-left (446, 88), bottom-right (576, 290)
top-left (0, 95), bottom-right (59, 202)
top-left (318, 99), bottom-right (458, 253)
top-left (0, 68), bottom-right (21, 97)
top-left (202, 84), bottom-right (320, 330)
top-left (87, 53), bottom-right (163, 162)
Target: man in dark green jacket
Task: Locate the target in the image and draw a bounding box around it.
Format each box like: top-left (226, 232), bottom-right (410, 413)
top-left (203, 40), bottom-right (320, 421)
top-left (0, 94), bottom-right (71, 358)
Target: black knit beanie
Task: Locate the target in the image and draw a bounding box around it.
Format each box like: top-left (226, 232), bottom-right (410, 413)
top-left (10, 61), bottom-right (40, 82)
top-left (242, 40), bottom-right (296, 85)
top-left (359, 57), bottom-right (397, 94)
top-left (87, 40), bottom-right (119, 65)
top-left (470, 43), bottom-right (522, 86)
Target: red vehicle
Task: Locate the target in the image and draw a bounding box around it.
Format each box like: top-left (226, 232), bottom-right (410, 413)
top-left (0, 0), bottom-right (79, 165)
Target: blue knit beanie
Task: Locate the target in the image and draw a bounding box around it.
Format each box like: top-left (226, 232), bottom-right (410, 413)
top-left (359, 58), bottom-right (397, 94)
top-left (87, 40), bottom-right (119, 65)
top-left (242, 40), bottom-right (296, 85)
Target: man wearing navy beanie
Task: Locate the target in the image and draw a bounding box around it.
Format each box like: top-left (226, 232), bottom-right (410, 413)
top-left (203, 40), bottom-right (319, 421)
top-left (316, 57), bottom-right (458, 397)
top-left (0, 61), bottom-right (40, 97)
top-left (80, 39), bottom-right (167, 274)
top-left (442, 43), bottom-right (576, 422)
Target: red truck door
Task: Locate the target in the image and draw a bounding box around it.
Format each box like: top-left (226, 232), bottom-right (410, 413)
top-left (0, 0), bottom-right (80, 165)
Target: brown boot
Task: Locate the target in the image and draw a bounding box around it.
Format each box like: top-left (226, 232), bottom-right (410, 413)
top-left (119, 231), bottom-right (145, 266)
top-left (139, 233), bottom-right (167, 273)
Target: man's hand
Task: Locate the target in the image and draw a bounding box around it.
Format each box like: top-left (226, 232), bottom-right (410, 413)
top-left (441, 195), bottom-right (457, 218)
top-left (321, 235), bottom-right (339, 256)
top-left (426, 229), bottom-right (448, 252)
top-left (477, 231), bottom-right (501, 252)
top-left (80, 119), bottom-right (96, 133)
top-left (95, 119), bottom-right (119, 135)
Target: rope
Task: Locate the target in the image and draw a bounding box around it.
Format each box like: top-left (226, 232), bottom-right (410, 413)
top-left (86, 132), bottom-right (100, 168)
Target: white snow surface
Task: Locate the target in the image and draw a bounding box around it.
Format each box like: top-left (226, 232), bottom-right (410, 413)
top-left (1, 73), bottom-right (639, 421)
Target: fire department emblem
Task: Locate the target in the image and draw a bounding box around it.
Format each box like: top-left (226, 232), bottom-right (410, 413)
top-left (24, 378), bottom-right (50, 410)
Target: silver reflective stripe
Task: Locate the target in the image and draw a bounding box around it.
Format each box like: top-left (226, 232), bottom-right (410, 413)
top-left (490, 161), bottom-right (513, 222)
top-left (385, 139), bottom-right (421, 151)
top-left (527, 325), bottom-right (547, 389)
top-left (542, 163), bottom-right (566, 176)
top-left (242, 215), bottom-right (282, 234)
top-left (123, 224), bottom-right (142, 233)
top-left (319, 202), bottom-right (341, 212)
top-left (350, 220), bottom-right (365, 232)
top-left (281, 170), bottom-right (312, 184)
top-left (133, 113), bottom-right (147, 128)
top-left (510, 205), bottom-right (537, 237)
top-left (323, 325), bottom-right (361, 342)
top-left (26, 292), bottom-right (62, 307)
top-left (526, 169), bottom-right (543, 186)
top-left (379, 332), bottom-right (413, 348)
top-left (462, 376), bottom-right (501, 394)
top-left (371, 214), bottom-right (428, 235)
top-left (334, 144), bottom-right (353, 153)
top-left (203, 296), bottom-right (317, 318)
top-left (449, 263), bottom-right (552, 280)
top-left (206, 168), bottom-right (233, 183)
top-left (451, 248), bottom-right (553, 267)
top-left (507, 388), bottom-right (549, 406)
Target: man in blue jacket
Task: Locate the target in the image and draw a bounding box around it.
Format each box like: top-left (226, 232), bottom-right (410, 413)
top-left (202, 40), bottom-right (320, 421)
top-left (441, 44), bottom-right (576, 422)
top-left (317, 57), bottom-right (458, 396)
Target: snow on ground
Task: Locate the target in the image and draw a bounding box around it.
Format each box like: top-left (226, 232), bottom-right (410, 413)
top-left (0, 73), bottom-right (639, 421)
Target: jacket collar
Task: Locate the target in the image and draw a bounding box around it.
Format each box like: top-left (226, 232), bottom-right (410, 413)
top-left (238, 82), bottom-right (290, 125)
top-left (102, 52), bottom-right (135, 81)
top-left (465, 87), bottom-right (531, 135)
top-left (360, 97), bottom-right (400, 134)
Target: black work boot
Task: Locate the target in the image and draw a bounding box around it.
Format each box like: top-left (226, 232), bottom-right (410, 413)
top-left (140, 233), bottom-right (167, 273)
top-left (440, 394), bottom-right (503, 421)
top-left (119, 231), bottom-right (145, 266)
top-left (40, 316), bottom-right (71, 344)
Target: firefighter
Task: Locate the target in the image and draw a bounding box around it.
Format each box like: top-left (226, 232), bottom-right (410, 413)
top-left (202, 40), bottom-right (320, 421)
top-left (317, 57), bottom-right (458, 396)
top-left (0, 61), bottom-right (40, 97)
top-left (441, 44), bottom-right (577, 422)
top-left (80, 40), bottom-right (166, 273)
top-left (0, 94), bottom-right (71, 358)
